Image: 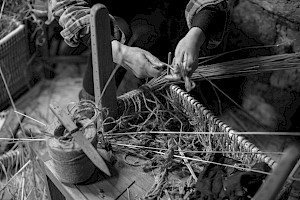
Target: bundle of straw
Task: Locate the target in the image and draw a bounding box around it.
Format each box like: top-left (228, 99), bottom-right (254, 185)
top-left (146, 52), bottom-right (300, 91)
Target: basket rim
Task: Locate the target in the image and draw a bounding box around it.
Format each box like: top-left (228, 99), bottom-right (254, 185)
top-left (168, 84), bottom-right (278, 168)
top-left (0, 20), bottom-right (24, 44)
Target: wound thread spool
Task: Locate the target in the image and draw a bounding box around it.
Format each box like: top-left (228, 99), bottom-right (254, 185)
top-left (46, 118), bottom-right (98, 184)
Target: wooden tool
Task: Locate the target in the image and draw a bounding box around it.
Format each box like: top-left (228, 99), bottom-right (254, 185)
top-left (49, 103), bottom-right (111, 176)
top-left (252, 144), bottom-right (300, 200)
top-left (90, 4), bottom-right (118, 131)
top-left (167, 52), bottom-right (172, 75)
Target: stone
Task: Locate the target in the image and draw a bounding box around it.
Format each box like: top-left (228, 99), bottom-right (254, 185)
top-left (270, 69), bottom-right (300, 92)
top-left (242, 74), bottom-right (300, 131)
top-left (232, 0), bottom-right (277, 44)
top-left (242, 94), bottom-right (278, 130)
top-left (248, 0), bottom-right (300, 24)
top-left (287, 28), bottom-right (300, 52)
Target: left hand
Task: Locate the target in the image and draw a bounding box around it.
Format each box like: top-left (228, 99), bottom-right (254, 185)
top-left (165, 27), bottom-right (206, 81)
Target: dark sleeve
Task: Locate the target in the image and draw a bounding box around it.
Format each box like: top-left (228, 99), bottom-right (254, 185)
top-left (191, 6), bottom-right (226, 39)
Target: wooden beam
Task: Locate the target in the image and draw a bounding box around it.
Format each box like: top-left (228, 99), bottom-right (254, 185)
top-left (253, 144), bottom-right (300, 200)
top-left (90, 4), bottom-right (118, 130)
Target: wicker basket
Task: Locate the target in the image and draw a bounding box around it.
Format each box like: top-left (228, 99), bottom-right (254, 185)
top-left (0, 23), bottom-right (30, 110)
top-left (80, 82), bottom-right (293, 197)
top-left (117, 84), bottom-right (277, 168)
top-left (117, 84), bottom-right (295, 197)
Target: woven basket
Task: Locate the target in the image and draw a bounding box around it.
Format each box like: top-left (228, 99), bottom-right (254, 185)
top-left (0, 22), bottom-right (30, 110)
top-left (117, 84), bottom-right (277, 168)
top-left (116, 83), bottom-right (293, 197)
top-left (80, 82), bottom-right (292, 197)
top-left (82, 82), bottom-right (278, 169)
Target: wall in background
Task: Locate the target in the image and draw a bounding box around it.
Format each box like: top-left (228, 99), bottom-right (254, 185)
top-left (224, 0), bottom-right (300, 131)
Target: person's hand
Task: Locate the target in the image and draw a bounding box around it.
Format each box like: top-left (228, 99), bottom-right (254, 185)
top-left (122, 46), bottom-right (165, 78)
top-left (112, 41), bottom-right (164, 79)
top-left (165, 27), bottom-right (206, 81)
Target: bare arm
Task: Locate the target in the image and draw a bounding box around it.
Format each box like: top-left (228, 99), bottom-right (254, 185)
top-left (167, 0), bottom-right (228, 83)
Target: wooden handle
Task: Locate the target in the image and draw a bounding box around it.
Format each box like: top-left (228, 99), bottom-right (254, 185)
top-left (253, 144), bottom-right (300, 200)
top-left (90, 4), bottom-right (118, 130)
top-left (49, 103), bottom-right (78, 133)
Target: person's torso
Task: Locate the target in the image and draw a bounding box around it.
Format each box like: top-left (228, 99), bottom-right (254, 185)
top-left (87, 0), bottom-right (188, 22)
top-left (88, 0), bottom-right (157, 21)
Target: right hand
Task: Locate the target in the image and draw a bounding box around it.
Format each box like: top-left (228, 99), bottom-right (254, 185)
top-left (112, 41), bottom-right (165, 79)
top-left (165, 27), bottom-right (206, 81)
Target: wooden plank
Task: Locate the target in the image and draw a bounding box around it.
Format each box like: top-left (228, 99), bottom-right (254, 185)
top-left (90, 4), bottom-right (118, 123)
top-left (77, 175), bottom-right (121, 200)
top-left (253, 144), bottom-right (300, 200)
top-left (47, 177), bottom-right (67, 200)
top-left (33, 140), bottom-right (154, 200)
top-left (33, 140), bottom-right (85, 200)
top-left (45, 160), bottom-right (88, 200)
top-left (76, 159), bottom-right (155, 200)
top-left (105, 158), bottom-right (155, 199)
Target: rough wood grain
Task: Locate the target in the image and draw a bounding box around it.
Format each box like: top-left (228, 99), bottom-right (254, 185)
top-left (90, 4), bottom-right (118, 124)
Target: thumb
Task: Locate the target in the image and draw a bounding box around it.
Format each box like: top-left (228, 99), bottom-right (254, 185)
top-left (145, 53), bottom-right (165, 67)
top-left (145, 64), bottom-right (162, 78)
top-left (143, 53), bottom-right (165, 77)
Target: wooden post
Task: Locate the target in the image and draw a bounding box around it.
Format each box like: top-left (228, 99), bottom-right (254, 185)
top-left (252, 144), bottom-right (300, 200)
top-left (90, 4), bottom-right (118, 132)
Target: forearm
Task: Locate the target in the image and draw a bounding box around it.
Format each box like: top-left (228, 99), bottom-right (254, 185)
top-left (186, 27), bottom-right (206, 50)
top-left (185, 0), bottom-right (228, 49)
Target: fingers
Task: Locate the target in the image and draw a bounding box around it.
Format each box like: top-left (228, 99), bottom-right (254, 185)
top-left (172, 49), bottom-right (184, 69)
top-left (144, 52), bottom-right (166, 78)
top-left (165, 51), bottom-right (187, 81)
top-left (147, 54), bottom-right (165, 67)
top-left (146, 66), bottom-right (162, 78)
top-left (165, 73), bottom-right (181, 81)
top-left (184, 54), bottom-right (196, 78)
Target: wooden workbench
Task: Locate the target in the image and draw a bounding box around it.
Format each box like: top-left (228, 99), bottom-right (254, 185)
top-left (33, 144), bottom-right (155, 200)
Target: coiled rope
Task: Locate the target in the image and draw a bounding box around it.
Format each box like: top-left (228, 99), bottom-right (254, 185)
top-left (46, 101), bottom-right (101, 184)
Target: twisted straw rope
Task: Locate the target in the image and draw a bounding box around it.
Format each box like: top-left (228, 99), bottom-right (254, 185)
top-left (115, 83), bottom-right (278, 168)
top-left (169, 84), bottom-right (277, 168)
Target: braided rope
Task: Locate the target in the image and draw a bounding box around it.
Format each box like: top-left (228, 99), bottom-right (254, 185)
top-left (169, 84), bottom-right (277, 169)
top-left (117, 86), bottom-right (160, 116)
top-left (81, 84), bottom-right (277, 168)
